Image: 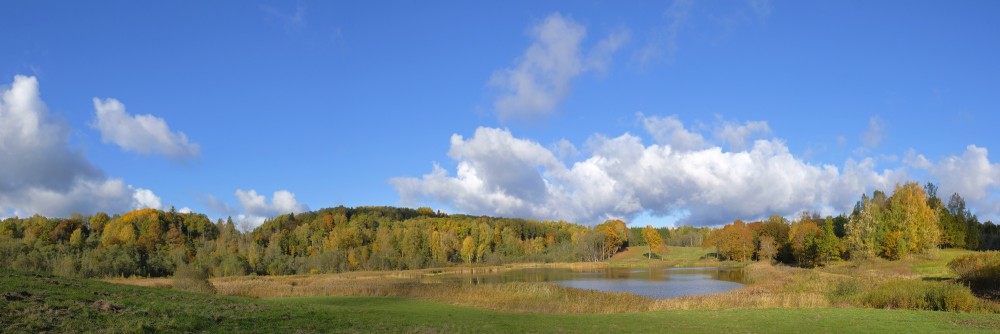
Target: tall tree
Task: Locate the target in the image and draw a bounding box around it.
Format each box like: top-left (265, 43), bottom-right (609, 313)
top-left (460, 236), bottom-right (476, 265)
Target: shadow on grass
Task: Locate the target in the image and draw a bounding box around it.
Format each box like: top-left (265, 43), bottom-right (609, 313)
top-left (920, 277), bottom-right (951, 282)
top-left (641, 253), bottom-right (664, 260)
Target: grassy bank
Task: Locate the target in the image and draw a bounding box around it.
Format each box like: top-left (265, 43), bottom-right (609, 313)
top-left (3, 269), bottom-right (999, 333)
top-left (102, 247), bottom-right (999, 314)
top-left (608, 245), bottom-right (729, 267)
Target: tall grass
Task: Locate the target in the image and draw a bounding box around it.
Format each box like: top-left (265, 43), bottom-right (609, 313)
top-left (948, 251), bottom-right (1000, 300)
top-left (107, 248), bottom-right (1000, 314)
top-left (172, 264), bottom-right (216, 294)
top-left (860, 280), bottom-right (977, 311)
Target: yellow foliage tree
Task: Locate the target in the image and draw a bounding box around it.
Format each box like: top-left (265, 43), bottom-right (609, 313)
top-left (641, 225), bottom-right (666, 260)
top-left (460, 236), bottom-right (476, 265)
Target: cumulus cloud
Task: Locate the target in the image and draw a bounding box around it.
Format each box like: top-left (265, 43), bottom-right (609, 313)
top-left (132, 188), bottom-right (162, 210)
top-left (714, 119), bottom-right (771, 151)
top-left (641, 114), bottom-right (706, 151)
top-left (490, 13), bottom-right (628, 120)
top-left (0, 75), bottom-right (161, 217)
top-left (393, 123), bottom-right (910, 226)
top-left (222, 189), bottom-right (309, 229)
top-left (92, 97), bottom-right (200, 160)
top-left (907, 146), bottom-right (1000, 218)
top-left (235, 189), bottom-right (308, 217)
top-left (551, 138), bottom-right (580, 160)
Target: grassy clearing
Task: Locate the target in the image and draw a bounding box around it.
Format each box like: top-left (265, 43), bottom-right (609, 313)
top-left (105, 247), bottom-right (1000, 314)
top-left (609, 246), bottom-right (727, 267)
top-left (3, 268), bottom-right (998, 333)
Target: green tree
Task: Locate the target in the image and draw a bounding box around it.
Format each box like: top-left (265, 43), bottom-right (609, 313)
top-left (816, 217), bottom-right (842, 265)
top-left (847, 194), bottom-right (883, 259)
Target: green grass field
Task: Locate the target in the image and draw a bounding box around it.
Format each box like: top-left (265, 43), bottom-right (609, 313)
top-left (3, 268), bottom-right (999, 333)
top-left (608, 245), bottom-right (728, 267)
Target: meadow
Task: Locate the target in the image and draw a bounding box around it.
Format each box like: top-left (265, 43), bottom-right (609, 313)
top-left (3, 267), bottom-right (999, 334)
top-left (4, 246), bottom-right (998, 333)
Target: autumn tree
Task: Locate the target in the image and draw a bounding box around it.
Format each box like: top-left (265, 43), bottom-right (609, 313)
top-left (757, 235), bottom-right (778, 262)
top-left (706, 220), bottom-right (754, 261)
top-left (594, 219), bottom-right (629, 259)
top-left (789, 220), bottom-right (821, 266)
top-left (642, 225), bottom-right (667, 260)
top-left (884, 182), bottom-right (940, 258)
top-left (460, 235), bottom-right (476, 265)
top-left (847, 193), bottom-right (883, 259)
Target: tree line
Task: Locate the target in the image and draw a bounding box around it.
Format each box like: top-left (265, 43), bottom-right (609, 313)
top-left (2, 181), bottom-right (996, 277)
top-left (704, 182), bottom-right (1000, 266)
top-left (0, 206), bottom-right (646, 278)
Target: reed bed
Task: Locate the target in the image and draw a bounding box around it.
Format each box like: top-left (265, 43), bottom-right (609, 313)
top-left (107, 251), bottom-right (1000, 314)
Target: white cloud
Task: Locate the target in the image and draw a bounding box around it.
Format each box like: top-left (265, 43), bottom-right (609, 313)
top-left (551, 138), bottom-right (580, 160)
top-left (641, 114), bottom-right (705, 151)
top-left (586, 29), bottom-right (631, 74)
top-left (393, 124), bottom-right (909, 226)
top-left (132, 188), bottom-right (162, 210)
top-left (903, 149), bottom-right (932, 169)
top-left (908, 146), bottom-right (1000, 219)
top-left (235, 189), bottom-right (308, 218)
top-left (0, 75), bottom-right (161, 217)
top-left (861, 116), bottom-right (884, 150)
top-left (714, 120), bottom-right (771, 151)
top-left (177, 207), bottom-right (193, 214)
top-left (490, 13), bottom-right (627, 120)
top-left (92, 97), bottom-right (200, 160)
top-left (208, 189), bottom-right (310, 230)
top-left (234, 214), bottom-right (267, 232)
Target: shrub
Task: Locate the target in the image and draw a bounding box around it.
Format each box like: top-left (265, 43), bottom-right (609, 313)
top-left (172, 264), bottom-right (216, 294)
top-left (948, 251), bottom-right (1000, 285)
top-left (828, 277), bottom-right (865, 304)
top-left (863, 280), bottom-right (977, 312)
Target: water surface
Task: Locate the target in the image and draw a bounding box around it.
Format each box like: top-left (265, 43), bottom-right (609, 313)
top-left (451, 267), bottom-right (745, 299)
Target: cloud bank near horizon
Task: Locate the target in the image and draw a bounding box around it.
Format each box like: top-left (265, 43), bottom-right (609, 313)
top-left (393, 118), bottom-right (1000, 226)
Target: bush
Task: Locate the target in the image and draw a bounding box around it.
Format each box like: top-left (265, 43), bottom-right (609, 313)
top-left (948, 251), bottom-right (1000, 284)
top-left (828, 277), bottom-right (865, 303)
top-left (172, 264), bottom-right (216, 294)
top-left (863, 280), bottom-right (977, 312)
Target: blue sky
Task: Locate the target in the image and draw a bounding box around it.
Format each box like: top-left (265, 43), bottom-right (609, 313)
top-left (2, 1), bottom-right (999, 227)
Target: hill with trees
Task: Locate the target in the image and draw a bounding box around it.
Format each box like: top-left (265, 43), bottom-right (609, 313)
top-left (1, 182), bottom-right (998, 278)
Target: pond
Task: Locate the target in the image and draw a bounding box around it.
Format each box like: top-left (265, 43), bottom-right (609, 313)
top-left (450, 267), bottom-right (745, 299)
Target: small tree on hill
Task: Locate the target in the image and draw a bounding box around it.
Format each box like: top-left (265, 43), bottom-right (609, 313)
top-left (642, 225), bottom-right (667, 260)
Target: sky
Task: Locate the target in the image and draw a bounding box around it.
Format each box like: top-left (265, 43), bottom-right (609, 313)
top-left (2, 1), bottom-right (999, 228)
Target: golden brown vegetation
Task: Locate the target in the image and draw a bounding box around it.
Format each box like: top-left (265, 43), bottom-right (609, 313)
top-left (108, 247), bottom-right (999, 314)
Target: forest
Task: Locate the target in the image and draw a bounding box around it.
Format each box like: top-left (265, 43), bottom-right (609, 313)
top-left (704, 182), bottom-right (1000, 266)
top-left (1, 182), bottom-right (997, 279)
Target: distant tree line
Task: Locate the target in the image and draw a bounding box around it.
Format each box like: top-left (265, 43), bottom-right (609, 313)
top-left (704, 182), bottom-right (1000, 267)
top-left (2, 181), bottom-right (997, 278)
top-left (0, 206), bottom-right (641, 278)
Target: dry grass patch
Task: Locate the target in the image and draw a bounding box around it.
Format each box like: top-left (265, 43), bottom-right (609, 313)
top-left (106, 257), bottom-right (1000, 315)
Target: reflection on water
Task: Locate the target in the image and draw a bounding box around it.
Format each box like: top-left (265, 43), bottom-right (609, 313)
top-left (450, 267), bottom-right (745, 299)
